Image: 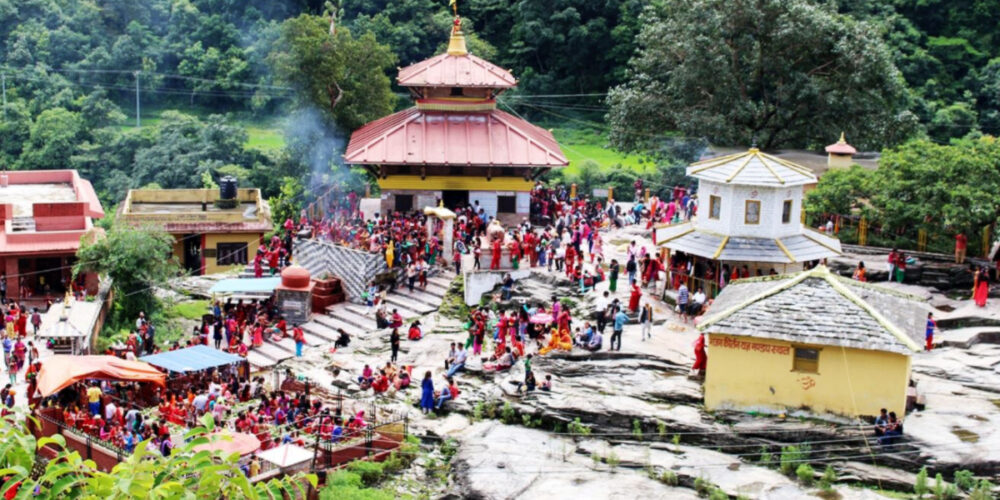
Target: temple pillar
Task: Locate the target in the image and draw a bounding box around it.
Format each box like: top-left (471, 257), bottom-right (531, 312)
top-left (443, 218), bottom-right (455, 259)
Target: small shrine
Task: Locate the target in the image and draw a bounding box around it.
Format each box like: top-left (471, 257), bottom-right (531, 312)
top-left (825, 132), bottom-right (857, 169)
top-left (345, 11), bottom-right (567, 224)
top-left (654, 147), bottom-right (842, 294)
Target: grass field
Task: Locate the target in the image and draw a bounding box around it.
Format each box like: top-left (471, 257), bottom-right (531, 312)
top-left (549, 127), bottom-right (650, 175)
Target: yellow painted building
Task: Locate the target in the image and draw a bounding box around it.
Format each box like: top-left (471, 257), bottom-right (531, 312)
top-left (119, 187), bottom-right (273, 275)
top-left (698, 266), bottom-right (924, 417)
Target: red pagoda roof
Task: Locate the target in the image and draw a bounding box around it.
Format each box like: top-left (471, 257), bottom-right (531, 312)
top-left (345, 107), bottom-right (568, 167)
top-left (825, 132), bottom-right (857, 155)
top-left (397, 52), bottom-right (516, 89)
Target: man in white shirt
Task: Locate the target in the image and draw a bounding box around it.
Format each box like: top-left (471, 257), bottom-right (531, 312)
top-left (594, 291), bottom-right (609, 332)
top-left (104, 400), bottom-right (117, 421)
top-left (690, 288), bottom-right (707, 317)
top-left (193, 393), bottom-right (209, 413)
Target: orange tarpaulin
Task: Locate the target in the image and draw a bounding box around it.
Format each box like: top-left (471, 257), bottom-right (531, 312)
top-left (36, 355), bottom-right (167, 397)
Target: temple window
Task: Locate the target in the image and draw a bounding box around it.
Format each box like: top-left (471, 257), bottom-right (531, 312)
top-left (497, 195), bottom-right (516, 213)
top-left (450, 87), bottom-right (463, 96)
top-left (782, 200), bottom-right (793, 224)
top-left (745, 200), bottom-right (761, 224)
top-left (709, 195), bottom-right (721, 220)
top-left (793, 347), bottom-right (820, 373)
top-left (394, 195), bottom-right (414, 212)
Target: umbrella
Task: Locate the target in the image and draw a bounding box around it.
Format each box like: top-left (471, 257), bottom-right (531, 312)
top-left (193, 432), bottom-right (261, 456)
top-left (529, 313), bottom-right (554, 324)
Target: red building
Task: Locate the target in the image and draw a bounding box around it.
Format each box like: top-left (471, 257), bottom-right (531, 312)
top-left (0, 170), bottom-right (104, 305)
top-left (346, 17), bottom-right (567, 224)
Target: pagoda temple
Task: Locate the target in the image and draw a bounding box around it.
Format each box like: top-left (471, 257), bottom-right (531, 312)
top-left (345, 17), bottom-right (568, 225)
top-left (654, 147), bottom-right (842, 294)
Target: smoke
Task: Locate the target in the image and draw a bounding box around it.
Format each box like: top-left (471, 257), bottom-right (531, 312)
top-left (282, 106), bottom-right (352, 193)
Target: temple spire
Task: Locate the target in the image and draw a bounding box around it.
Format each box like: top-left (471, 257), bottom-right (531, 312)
top-left (447, 16), bottom-right (468, 56)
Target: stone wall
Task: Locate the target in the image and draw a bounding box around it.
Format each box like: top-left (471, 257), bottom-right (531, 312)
top-left (294, 239), bottom-right (388, 303)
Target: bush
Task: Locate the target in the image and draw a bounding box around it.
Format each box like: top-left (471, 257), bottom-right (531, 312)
top-left (347, 460), bottom-right (385, 486)
top-left (969, 480), bottom-right (996, 500)
top-left (501, 402), bottom-right (516, 424)
top-left (759, 446), bottom-right (773, 465)
top-left (658, 470), bottom-right (679, 486)
top-left (440, 438), bottom-right (458, 462)
top-left (632, 419), bottom-right (643, 439)
top-left (796, 464), bottom-right (815, 486)
top-left (694, 477), bottom-right (712, 496)
top-left (656, 420), bottom-right (667, 437)
top-left (953, 469), bottom-right (976, 491)
top-left (915, 467), bottom-right (929, 497)
top-left (568, 418), bottom-right (592, 436)
top-left (779, 445), bottom-right (807, 475)
top-left (606, 449), bottom-right (620, 469)
top-left (820, 465), bottom-right (837, 491)
top-left (708, 487), bottom-right (728, 500)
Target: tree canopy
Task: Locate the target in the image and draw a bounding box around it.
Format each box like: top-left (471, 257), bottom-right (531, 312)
top-left (607, 0), bottom-right (916, 152)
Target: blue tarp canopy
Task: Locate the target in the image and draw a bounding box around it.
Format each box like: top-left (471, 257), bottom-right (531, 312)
top-left (141, 345), bottom-right (244, 373)
top-left (208, 278), bottom-right (281, 294)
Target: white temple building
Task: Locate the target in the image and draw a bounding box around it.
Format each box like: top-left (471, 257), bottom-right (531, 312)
top-left (654, 147), bottom-right (842, 288)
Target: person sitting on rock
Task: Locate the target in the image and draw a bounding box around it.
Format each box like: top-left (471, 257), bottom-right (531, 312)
top-left (390, 309), bottom-right (403, 329)
top-left (585, 329), bottom-right (603, 352)
top-left (539, 327), bottom-right (573, 355)
top-left (574, 323), bottom-right (594, 347)
top-left (408, 320), bottom-right (422, 341)
top-left (484, 347), bottom-right (516, 372)
top-left (874, 408), bottom-right (889, 437)
top-left (878, 412), bottom-right (903, 445)
top-left (540, 374), bottom-right (552, 392)
top-left (446, 345), bottom-right (467, 378)
top-left (371, 370), bottom-right (390, 394)
top-left (335, 328), bottom-right (350, 348)
top-left (394, 370), bottom-right (411, 390)
top-left (435, 376), bottom-right (459, 411)
top-left (357, 364), bottom-right (374, 390)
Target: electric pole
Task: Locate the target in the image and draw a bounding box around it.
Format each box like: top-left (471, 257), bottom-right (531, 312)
top-left (134, 70), bottom-right (140, 128)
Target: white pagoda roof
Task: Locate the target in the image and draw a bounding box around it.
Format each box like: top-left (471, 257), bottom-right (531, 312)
top-left (655, 222), bottom-right (841, 264)
top-left (688, 148), bottom-right (817, 187)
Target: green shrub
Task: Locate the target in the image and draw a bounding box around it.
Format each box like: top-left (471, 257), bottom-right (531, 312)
top-left (779, 445), bottom-right (807, 475)
top-left (472, 402), bottom-right (484, 421)
top-left (933, 473), bottom-right (945, 499)
top-left (522, 414), bottom-right (534, 427)
top-left (606, 449), bottom-right (620, 469)
top-left (953, 469), bottom-right (975, 491)
top-left (658, 470), bottom-right (679, 486)
top-left (347, 460), bottom-right (385, 486)
top-left (440, 438), bottom-right (458, 461)
top-left (568, 418), bottom-right (591, 436)
top-left (656, 420), bottom-right (667, 437)
top-left (501, 402), bottom-right (515, 423)
top-left (796, 464), bottom-right (815, 486)
top-left (694, 477), bottom-right (712, 496)
top-left (326, 470), bottom-right (364, 488)
top-left (820, 465), bottom-right (836, 490)
top-left (632, 419), bottom-right (643, 439)
top-left (915, 467), bottom-right (929, 497)
top-left (759, 446), bottom-right (773, 465)
top-left (708, 487), bottom-right (728, 500)
top-left (672, 434), bottom-right (681, 446)
top-left (969, 480), bottom-right (995, 500)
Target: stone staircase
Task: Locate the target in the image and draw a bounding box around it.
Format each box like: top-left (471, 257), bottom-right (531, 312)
top-left (245, 270), bottom-right (456, 370)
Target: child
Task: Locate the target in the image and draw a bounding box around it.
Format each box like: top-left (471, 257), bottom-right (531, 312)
top-left (540, 374), bottom-right (552, 392)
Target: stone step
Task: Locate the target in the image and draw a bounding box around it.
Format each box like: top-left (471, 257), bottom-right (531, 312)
top-left (388, 288), bottom-right (444, 310)
top-left (272, 337), bottom-right (298, 354)
top-left (246, 351), bottom-right (275, 370)
top-left (382, 293), bottom-right (436, 315)
top-left (301, 321), bottom-right (340, 343)
top-left (312, 314), bottom-right (366, 337)
top-left (323, 306), bottom-right (376, 331)
top-left (253, 342), bottom-right (292, 364)
top-left (426, 274), bottom-right (454, 289)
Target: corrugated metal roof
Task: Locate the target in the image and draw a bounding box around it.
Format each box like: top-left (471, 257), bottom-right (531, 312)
top-left (345, 108), bottom-right (568, 167)
top-left (688, 148), bottom-right (817, 187)
top-left (397, 52), bottom-right (516, 88)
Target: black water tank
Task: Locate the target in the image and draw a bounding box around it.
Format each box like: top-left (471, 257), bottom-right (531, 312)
top-left (219, 176), bottom-right (238, 200)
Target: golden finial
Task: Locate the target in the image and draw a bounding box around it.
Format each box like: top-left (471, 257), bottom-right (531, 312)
top-left (838, 131), bottom-right (847, 144)
top-left (447, 16), bottom-right (468, 56)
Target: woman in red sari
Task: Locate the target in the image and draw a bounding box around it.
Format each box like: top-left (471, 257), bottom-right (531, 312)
top-left (974, 265), bottom-right (990, 307)
top-left (692, 333), bottom-right (707, 377)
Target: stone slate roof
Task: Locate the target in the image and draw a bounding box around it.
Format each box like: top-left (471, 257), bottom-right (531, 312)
top-left (698, 267), bottom-right (925, 354)
top-left (654, 222), bottom-right (841, 264)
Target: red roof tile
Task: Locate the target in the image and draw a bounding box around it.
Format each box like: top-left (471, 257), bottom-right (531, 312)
top-left (397, 53), bottom-right (516, 89)
top-left (344, 108), bottom-right (568, 167)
